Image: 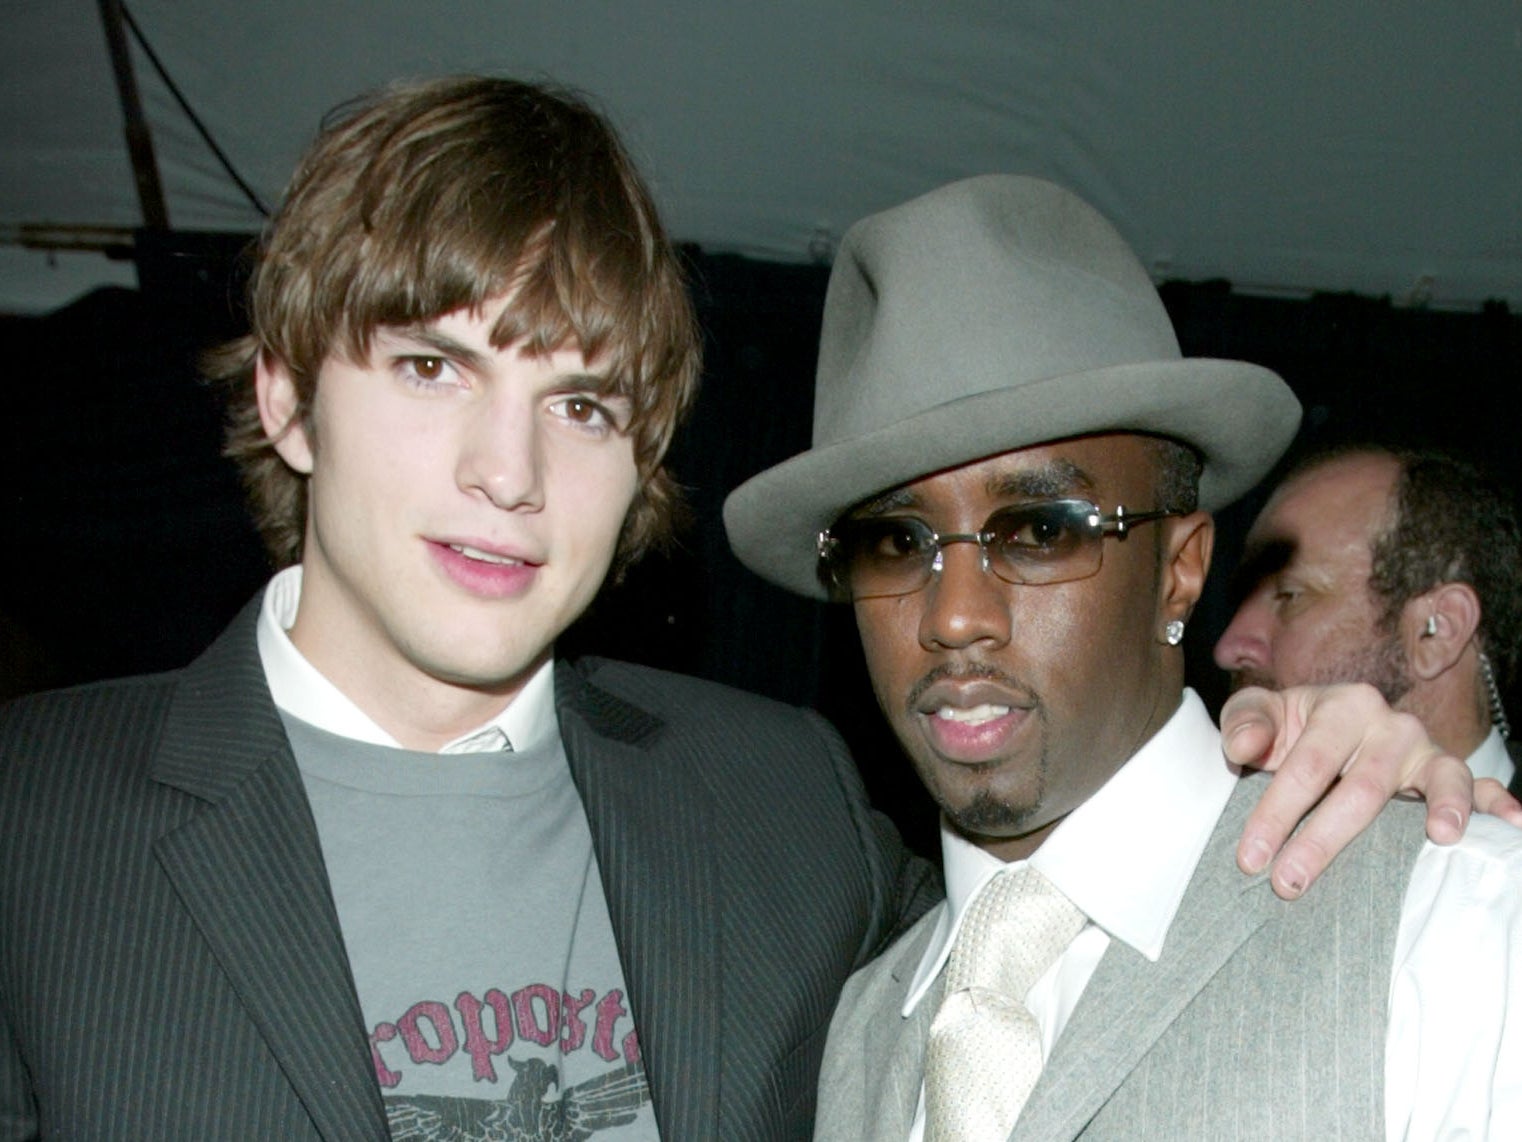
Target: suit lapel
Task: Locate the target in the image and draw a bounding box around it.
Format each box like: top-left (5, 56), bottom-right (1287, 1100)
top-left (854, 861), bottom-right (1278, 1142)
top-left (150, 601), bottom-right (388, 1141)
top-left (556, 662), bottom-right (721, 1141)
top-left (1012, 781), bottom-right (1284, 1141)
top-left (870, 922), bottom-right (941, 1141)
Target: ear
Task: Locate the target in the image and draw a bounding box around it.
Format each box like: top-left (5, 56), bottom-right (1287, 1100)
top-left (1160, 510), bottom-right (1215, 622)
top-left (255, 353), bottom-right (315, 474)
top-left (1403, 581), bottom-right (1481, 681)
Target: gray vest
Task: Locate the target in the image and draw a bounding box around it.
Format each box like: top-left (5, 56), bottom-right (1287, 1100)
top-left (816, 773), bottom-right (1426, 1141)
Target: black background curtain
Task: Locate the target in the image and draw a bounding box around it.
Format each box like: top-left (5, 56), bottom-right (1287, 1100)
top-left (3, 238), bottom-right (1517, 856)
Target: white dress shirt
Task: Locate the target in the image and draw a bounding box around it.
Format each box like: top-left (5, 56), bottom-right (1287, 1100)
top-left (255, 565), bottom-right (557, 754)
top-left (1467, 726), bottom-right (1515, 788)
top-left (903, 689), bottom-right (1522, 1141)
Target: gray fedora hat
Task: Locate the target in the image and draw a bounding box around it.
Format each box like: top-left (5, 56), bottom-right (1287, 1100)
top-left (723, 174), bottom-right (1301, 598)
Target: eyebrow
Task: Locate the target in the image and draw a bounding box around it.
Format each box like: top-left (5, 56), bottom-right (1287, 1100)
top-left (379, 324), bottom-right (614, 392)
top-left (850, 487), bottom-right (919, 518)
top-left (558, 372), bottom-right (622, 396)
top-left (381, 325), bottom-right (492, 372)
top-left (987, 459), bottom-right (1094, 501)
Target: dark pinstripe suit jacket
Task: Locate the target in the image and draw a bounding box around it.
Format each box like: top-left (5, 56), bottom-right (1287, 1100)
top-left (0, 598), bottom-right (937, 1140)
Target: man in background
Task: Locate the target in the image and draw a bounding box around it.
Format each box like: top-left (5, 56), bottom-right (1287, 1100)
top-left (1216, 445), bottom-right (1522, 797)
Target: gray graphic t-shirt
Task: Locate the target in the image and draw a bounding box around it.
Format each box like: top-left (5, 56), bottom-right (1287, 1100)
top-left (284, 713), bottom-right (658, 1140)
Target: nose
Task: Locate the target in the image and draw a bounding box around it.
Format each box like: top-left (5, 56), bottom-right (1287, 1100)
top-left (918, 542), bottom-right (1013, 651)
top-left (1213, 593), bottom-right (1271, 674)
top-left (456, 390), bottom-right (545, 511)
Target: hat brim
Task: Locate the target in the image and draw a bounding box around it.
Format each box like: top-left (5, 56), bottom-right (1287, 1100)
top-left (723, 357), bottom-right (1301, 598)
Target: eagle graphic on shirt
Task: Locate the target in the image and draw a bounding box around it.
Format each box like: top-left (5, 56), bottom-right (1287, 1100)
top-left (385, 1057), bottom-right (651, 1141)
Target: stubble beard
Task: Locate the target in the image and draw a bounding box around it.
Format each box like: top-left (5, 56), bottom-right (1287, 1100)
top-left (949, 782), bottom-right (1047, 839)
top-left (1231, 631), bottom-right (1412, 708)
top-left (937, 730), bottom-right (1049, 844)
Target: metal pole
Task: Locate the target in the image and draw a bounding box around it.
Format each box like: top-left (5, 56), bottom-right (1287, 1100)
top-left (97, 0), bottom-right (169, 230)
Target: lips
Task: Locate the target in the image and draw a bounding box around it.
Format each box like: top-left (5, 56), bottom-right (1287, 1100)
top-left (912, 674), bottom-right (1035, 764)
top-left (913, 675), bottom-right (1031, 717)
top-left (428, 538), bottom-right (541, 598)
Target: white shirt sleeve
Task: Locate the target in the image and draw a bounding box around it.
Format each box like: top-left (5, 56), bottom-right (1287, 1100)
top-left (1385, 817), bottom-right (1522, 1141)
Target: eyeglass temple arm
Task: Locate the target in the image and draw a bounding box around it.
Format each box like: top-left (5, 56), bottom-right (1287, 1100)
top-left (1101, 504), bottom-right (1180, 539)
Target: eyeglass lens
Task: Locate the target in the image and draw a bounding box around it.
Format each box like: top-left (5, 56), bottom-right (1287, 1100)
top-left (830, 499), bottom-right (1106, 599)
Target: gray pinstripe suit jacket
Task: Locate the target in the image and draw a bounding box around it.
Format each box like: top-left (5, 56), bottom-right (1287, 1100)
top-left (0, 598), bottom-right (937, 1140)
top-left (816, 773), bottom-right (1424, 1141)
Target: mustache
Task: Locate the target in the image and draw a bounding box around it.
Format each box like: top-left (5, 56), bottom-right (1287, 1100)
top-left (1228, 668), bottom-right (1278, 693)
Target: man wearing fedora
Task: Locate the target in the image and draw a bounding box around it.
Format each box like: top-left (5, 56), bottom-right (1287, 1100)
top-left (724, 175), bottom-right (1522, 1140)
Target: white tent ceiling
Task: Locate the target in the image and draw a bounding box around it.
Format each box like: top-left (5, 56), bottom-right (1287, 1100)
top-left (3, 1), bottom-right (1519, 315)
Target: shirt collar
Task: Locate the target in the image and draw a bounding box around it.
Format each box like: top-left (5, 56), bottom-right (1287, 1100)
top-left (903, 689), bottom-right (1236, 1013)
top-left (1465, 726), bottom-right (1515, 787)
top-left (255, 566), bottom-right (556, 754)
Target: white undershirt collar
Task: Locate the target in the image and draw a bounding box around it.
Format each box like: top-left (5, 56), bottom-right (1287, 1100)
top-left (904, 689), bottom-right (1236, 1013)
top-left (1466, 726), bottom-right (1514, 787)
top-left (255, 565), bottom-right (556, 754)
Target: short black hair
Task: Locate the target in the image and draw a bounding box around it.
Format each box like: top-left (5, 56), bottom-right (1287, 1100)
top-left (1284, 443), bottom-right (1522, 689)
top-left (1367, 448), bottom-right (1522, 689)
top-left (1147, 436), bottom-right (1203, 514)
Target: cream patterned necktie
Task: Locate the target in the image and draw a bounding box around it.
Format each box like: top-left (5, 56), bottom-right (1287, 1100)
top-left (924, 865), bottom-right (1087, 1142)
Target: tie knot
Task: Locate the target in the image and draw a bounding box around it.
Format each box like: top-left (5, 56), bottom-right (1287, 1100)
top-left (945, 865), bottom-right (1086, 997)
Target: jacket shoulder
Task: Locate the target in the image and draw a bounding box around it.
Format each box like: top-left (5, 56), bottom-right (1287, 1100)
top-left (1, 670), bottom-right (179, 755)
top-left (0, 672), bottom-right (184, 823)
top-left (562, 655), bottom-right (837, 738)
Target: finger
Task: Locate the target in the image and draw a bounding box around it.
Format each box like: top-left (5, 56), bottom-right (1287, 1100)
top-left (1416, 756), bottom-right (1473, 844)
top-left (1334, 699), bottom-right (1472, 843)
top-left (1264, 766), bottom-right (1397, 899)
top-left (1220, 712), bottom-right (1279, 771)
top-left (1236, 724), bottom-right (1347, 877)
top-left (1219, 687), bottom-right (1291, 769)
top-left (1234, 684), bottom-right (1378, 876)
top-left (1272, 745), bottom-right (1469, 896)
top-left (1261, 722), bottom-right (1467, 896)
top-left (1236, 684), bottom-right (1440, 894)
top-left (1475, 777), bottom-right (1522, 828)
top-left (1269, 699), bottom-right (1468, 895)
